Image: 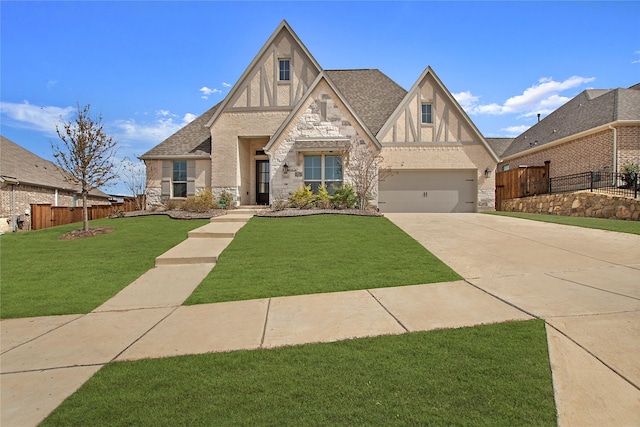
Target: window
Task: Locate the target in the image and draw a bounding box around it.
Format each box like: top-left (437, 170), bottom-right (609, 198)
top-left (421, 103), bottom-right (433, 124)
top-left (172, 161), bottom-right (187, 198)
top-left (279, 59), bottom-right (290, 81)
top-left (304, 155), bottom-right (342, 193)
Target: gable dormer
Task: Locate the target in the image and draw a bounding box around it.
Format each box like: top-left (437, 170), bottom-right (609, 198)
top-left (207, 21), bottom-right (321, 126)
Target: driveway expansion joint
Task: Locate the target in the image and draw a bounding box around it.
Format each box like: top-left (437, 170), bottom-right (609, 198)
top-left (1, 363), bottom-right (106, 376)
top-left (260, 298), bottom-right (272, 347)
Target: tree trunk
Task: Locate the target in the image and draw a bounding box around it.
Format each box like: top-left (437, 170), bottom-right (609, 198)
top-left (82, 191), bottom-right (89, 232)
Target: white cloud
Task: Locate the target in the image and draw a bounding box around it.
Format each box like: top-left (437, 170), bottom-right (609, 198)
top-left (199, 86), bottom-right (222, 99)
top-left (456, 76), bottom-right (596, 117)
top-left (114, 110), bottom-right (196, 144)
top-left (501, 125), bottom-right (530, 136)
top-left (0, 101), bottom-right (75, 134)
top-left (452, 91), bottom-right (479, 110)
top-left (222, 82), bottom-right (231, 87)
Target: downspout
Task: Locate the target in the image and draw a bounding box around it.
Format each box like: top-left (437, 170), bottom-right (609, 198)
top-left (55, 188), bottom-right (59, 206)
top-left (11, 183), bottom-right (16, 232)
top-left (609, 125), bottom-right (618, 173)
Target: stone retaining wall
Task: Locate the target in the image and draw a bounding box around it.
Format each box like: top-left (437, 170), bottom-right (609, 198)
top-left (501, 191), bottom-right (640, 221)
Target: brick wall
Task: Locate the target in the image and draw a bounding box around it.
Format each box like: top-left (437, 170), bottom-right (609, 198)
top-left (617, 125), bottom-right (640, 169)
top-left (500, 129), bottom-right (615, 177)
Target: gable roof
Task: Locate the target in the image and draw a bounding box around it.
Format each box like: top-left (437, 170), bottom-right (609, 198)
top-left (0, 136), bottom-right (110, 198)
top-left (485, 138), bottom-right (514, 158)
top-left (205, 20), bottom-right (323, 129)
top-left (501, 83), bottom-right (640, 159)
top-left (377, 66), bottom-right (500, 162)
top-left (325, 69), bottom-right (407, 136)
top-left (140, 104), bottom-right (218, 159)
top-left (264, 72), bottom-right (383, 151)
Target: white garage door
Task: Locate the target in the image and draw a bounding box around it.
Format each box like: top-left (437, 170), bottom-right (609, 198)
top-left (378, 170), bottom-right (477, 213)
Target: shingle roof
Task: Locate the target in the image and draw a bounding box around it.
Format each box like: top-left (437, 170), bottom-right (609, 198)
top-left (502, 84), bottom-right (640, 159)
top-left (325, 69), bottom-right (407, 135)
top-left (485, 138), bottom-right (514, 158)
top-left (140, 104), bottom-right (218, 159)
top-left (0, 136), bottom-right (110, 198)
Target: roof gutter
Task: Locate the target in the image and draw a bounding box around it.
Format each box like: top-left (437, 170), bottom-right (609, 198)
top-left (500, 120), bottom-right (640, 162)
top-left (139, 155), bottom-right (211, 161)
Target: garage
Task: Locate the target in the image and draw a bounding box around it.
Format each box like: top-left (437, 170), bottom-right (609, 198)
top-left (378, 170), bottom-right (477, 213)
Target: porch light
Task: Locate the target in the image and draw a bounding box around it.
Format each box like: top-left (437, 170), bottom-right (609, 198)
top-left (484, 167), bottom-right (492, 178)
top-left (283, 163), bottom-right (289, 174)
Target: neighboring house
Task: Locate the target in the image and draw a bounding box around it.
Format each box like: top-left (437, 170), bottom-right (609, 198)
top-left (141, 20), bottom-right (499, 213)
top-left (498, 84), bottom-right (640, 177)
top-left (0, 136), bottom-right (111, 230)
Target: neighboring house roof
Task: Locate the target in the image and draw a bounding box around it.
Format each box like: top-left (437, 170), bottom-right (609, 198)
top-left (501, 83), bottom-right (640, 159)
top-left (140, 104), bottom-right (218, 159)
top-left (485, 138), bottom-right (514, 158)
top-left (325, 69), bottom-right (407, 136)
top-left (0, 136), bottom-right (110, 198)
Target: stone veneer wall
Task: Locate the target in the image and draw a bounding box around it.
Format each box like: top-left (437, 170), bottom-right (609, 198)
top-left (501, 191), bottom-right (640, 221)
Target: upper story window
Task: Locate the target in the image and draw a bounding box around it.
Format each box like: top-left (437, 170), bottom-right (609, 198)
top-left (172, 161), bottom-right (187, 198)
top-left (279, 59), bottom-right (290, 81)
top-left (421, 103), bottom-right (433, 124)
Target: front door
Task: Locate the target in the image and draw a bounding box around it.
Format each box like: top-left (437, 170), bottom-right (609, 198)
top-left (256, 160), bottom-right (270, 205)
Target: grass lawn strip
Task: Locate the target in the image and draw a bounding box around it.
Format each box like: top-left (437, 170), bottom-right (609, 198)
top-left (42, 320), bottom-right (556, 426)
top-left (0, 217), bottom-right (208, 318)
top-left (487, 211), bottom-right (640, 235)
top-left (185, 216), bottom-right (462, 305)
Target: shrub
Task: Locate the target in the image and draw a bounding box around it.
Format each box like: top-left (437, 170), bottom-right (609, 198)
top-left (271, 192), bottom-right (289, 211)
top-left (290, 185), bottom-right (315, 209)
top-left (314, 185), bottom-right (333, 209)
top-left (621, 162), bottom-right (639, 189)
top-left (219, 190), bottom-right (235, 209)
top-left (183, 188), bottom-right (218, 212)
top-left (165, 199), bottom-right (183, 210)
top-left (331, 184), bottom-right (357, 209)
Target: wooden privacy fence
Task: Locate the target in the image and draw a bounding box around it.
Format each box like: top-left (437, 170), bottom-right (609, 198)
top-left (30, 197), bottom-right (143, 230)
top-left (495, 164), bottom-right (549, 211)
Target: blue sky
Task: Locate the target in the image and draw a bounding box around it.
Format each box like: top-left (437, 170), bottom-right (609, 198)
top-left (2, 1), bottom-right (639, 195)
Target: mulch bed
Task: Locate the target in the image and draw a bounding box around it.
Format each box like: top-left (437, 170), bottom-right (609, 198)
top-left (116, 208), bottom-right (382, 220)
top-left (59, 227), bottom-right (115, 240)
top-left (257, 208), bottom-right (382, 217)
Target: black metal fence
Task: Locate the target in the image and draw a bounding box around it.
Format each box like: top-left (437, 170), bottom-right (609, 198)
top-left (524, 172), bottom-right (639, 199)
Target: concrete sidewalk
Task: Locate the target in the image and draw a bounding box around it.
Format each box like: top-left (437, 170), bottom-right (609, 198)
top-left (2, 212), bottom-right (639, 426)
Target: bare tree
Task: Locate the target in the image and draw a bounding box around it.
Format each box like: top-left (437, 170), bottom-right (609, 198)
top-left (120, 157), bottom-right (147, 210)
top-left (53, 103), bottom-right (118, 231)
top-left (342, 138), bottom-right (391, 210)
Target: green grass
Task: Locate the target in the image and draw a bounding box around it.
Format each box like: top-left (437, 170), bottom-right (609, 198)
top-left (186, 215), bottom-right (461, 304)
top-left (0, 216), bottom-right (208, 318)
top-left (42, 320), bottom-right (556, 426)
top-left (486, 211), bottom-right (640, 235)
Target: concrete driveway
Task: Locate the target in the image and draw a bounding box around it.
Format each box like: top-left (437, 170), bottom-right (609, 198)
top-left (386, 213), bottom-right (640, 427)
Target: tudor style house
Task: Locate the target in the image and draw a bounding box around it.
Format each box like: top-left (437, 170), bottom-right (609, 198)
top-left (141, 20), bottom-right (499, 213)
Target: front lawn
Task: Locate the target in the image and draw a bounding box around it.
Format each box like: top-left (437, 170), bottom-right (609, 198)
top-left (42, 320), bottom-right (556, 426)
top-left (0, 216), bottom-right (208, 318)
top-left (186, 215), bottom-right (461, 304)
top-left (487, 211), bottom-right (640, 235)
